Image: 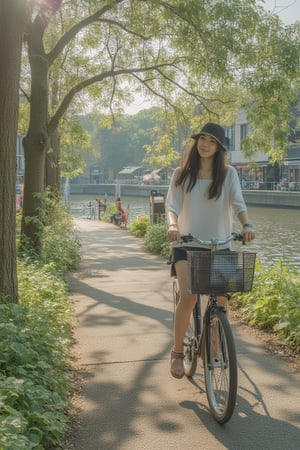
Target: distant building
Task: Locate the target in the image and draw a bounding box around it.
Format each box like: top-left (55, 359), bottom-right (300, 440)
top-left (225, 110), bottom-right (300, 191)
top-left (117, 166), bottom-right (147, 184)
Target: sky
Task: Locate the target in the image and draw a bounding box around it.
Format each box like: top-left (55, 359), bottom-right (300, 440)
top-left (262, 0), bottom-right (300, 24)
top-left (125, 0), bottom-right (300, 114)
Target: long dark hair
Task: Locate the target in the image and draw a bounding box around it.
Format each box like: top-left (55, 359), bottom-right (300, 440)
top-left (175, 140), bottom-right (227, 199)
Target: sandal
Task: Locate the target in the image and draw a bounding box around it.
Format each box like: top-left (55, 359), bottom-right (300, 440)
top-left (170, 350), bottom-right (184, 379)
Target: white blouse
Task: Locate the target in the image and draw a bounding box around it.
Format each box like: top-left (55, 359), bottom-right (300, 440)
top-left (165, 165), bottom-right (247, 248)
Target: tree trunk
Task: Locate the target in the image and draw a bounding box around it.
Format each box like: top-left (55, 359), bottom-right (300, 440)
top-left (21, 134), bottom-right (47, 251)
top-left (21, 14), bottom-right (50, 253)
top-left (0, 0), bottom-right (27, 303)
top-left (45, 129), bottom-right (61, 192)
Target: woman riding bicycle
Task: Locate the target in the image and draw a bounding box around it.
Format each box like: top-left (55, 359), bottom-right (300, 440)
top-left (166, 122), bottom-right (255, 379)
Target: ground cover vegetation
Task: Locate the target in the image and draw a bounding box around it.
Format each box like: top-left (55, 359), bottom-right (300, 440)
top-left (0, 198), bottom-right (81, 449)
top-left (128, 214), bottom-right (300, 355)
top-left (2, 1), bottom-right (300, 304)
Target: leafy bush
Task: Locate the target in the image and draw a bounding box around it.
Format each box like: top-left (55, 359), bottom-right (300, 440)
top-left (144, 223), bottom-right (170, 257)
top-left (18, 191), bottom-right (81, 274)
top-left (0, 198), bottom-right (80, 449)
top-left (0, 262), bottom-right (73, 449)
top-left (129, 214), bottom-right (150, 237)
top-left (100, 203), bottom-right (119, 223)
top-left (231, 259), bottom-right (300, 352)
top-left (41, 194), bottom-right (81, 271)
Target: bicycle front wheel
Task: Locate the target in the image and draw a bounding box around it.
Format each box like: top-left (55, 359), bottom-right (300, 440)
top-left (204, 309), bottom-right (237, 424)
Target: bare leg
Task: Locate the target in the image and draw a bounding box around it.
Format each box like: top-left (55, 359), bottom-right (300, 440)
top-left (170, 260), bottom-right (197, 378)
top-left (173, 260), bottom-right (197, 353)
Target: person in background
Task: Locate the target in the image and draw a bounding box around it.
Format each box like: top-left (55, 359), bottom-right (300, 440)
top-left (115, 196), bottom-right (128, 224)
top-left (115, 197), bottom-right (124, 214)
top-left (165, 122), bottom-right (255, 379)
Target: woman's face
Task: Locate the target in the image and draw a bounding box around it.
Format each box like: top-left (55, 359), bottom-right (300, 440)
top-left (197, 134), bottom-right (218, 159)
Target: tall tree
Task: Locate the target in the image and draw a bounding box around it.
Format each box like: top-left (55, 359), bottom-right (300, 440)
top-left (20, 0), bottom-right (299, 253)
top-left (0, 0), bottom-right (28, 302)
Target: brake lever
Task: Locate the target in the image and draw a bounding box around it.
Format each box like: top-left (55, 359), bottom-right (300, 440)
top-left (233, 232), bottom-right (246, 245)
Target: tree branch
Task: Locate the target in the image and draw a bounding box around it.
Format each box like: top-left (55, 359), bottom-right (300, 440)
top-left (47, 0), bottom-right (125, 65)
top-left (20, 86), bottom-right (31, 103)
top-left (129, 73), bottom-right (179, 112)
top-left (97, 18), bottom-right (151, 40)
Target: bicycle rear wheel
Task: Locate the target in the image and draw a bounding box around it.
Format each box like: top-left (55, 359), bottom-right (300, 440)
top-left (183, 309), bottom-right (198, 377)
top-left (204, 309), bottom-right (237, 424)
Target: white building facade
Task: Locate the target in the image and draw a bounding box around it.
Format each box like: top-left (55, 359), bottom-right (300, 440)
top-left (224, 110), bottom-right (300, 191)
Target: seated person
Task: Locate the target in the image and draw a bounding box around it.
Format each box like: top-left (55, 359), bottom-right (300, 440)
top-left (115, 197), bottom-right (124, 214)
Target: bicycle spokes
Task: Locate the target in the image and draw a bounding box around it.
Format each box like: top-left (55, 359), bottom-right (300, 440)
top-left (183, 309), bottom-right (198, 377)
top-left (204, 310), bottom-right (237, 424)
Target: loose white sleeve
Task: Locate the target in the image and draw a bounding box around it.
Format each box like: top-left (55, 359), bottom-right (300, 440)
top-left (165, 168), bottom-right (183, 217)
top-left (227, 166), bottom-right (247, 216)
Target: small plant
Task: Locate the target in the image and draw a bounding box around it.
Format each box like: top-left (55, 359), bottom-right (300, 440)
top-left (144, 223), bottom-right (170, 256)
top-left (129, 214), bottom-right (150, 237)
top-left (231, 259), bottom-right (300, 352)
top-left (101, 204), bottom-right (119, 224)
top-left (18, 191), bottom-right (81, 274)
top-left (41, 209), bottom-right (81, 274)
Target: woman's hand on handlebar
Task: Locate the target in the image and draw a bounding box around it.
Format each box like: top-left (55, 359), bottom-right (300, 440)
top-left (167, 224), bottom-right (181, 242)
top-left (241, 226), bottom-right (255, 242)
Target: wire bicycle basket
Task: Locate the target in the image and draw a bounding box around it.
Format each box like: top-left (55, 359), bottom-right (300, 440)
top-left (187, 250), bottom-right (256, 294)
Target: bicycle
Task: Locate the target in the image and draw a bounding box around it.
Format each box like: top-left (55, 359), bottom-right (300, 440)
top-left (172, 233), bottom-right (256, 424)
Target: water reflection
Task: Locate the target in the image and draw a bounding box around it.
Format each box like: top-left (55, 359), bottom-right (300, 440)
top-left (70, 195), bottom-right (299, 271)
top-left (238, 207), bottom-right (300, 271)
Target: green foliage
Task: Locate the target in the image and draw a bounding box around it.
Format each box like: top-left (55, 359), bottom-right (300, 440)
top-left (0, 262), bottom-right (73, 448)
top-left (41, 211), bottom-right (81, 275)
top-left (144, 223), bottom-right (170, 257)
top-left (0, 197), bottom-right (81, 448)
top-left (100, 203), bottom-right (119, 223)
top-left (231, 259), bottom-right (300, 352)
top-left (60, 116), bottom-right (92, 179)
top-left (25, 0), bottom-right (300, 180)
top-left (20, 190), bottom-right (81, 274)
top-left (129, 214), bottom-right (150, 237)
top-left (241, 18), bottom-right (300, 158)
top-left (85, 109), bottom-right (159, 178)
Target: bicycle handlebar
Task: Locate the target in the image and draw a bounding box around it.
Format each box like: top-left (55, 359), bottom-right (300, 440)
top-left (179, 232), bottom-right (245, 248)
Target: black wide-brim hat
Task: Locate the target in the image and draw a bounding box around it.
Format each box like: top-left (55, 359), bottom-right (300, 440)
top-left (191, 122), bottom-right (227, 151)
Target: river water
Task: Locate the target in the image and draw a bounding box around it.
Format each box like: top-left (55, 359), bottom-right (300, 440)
top-left (70, 194), bottom-right (300, 271)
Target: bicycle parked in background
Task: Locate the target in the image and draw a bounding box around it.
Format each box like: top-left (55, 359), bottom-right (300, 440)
top-left (173, 233), bottom-right (256, 423)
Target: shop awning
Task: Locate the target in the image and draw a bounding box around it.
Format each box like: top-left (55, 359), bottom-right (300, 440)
top-left (287, 160), bottom-right (300, 166)
top-left (118, 166), bottom-right (143, 175)
top-left (151, 168), bottom-right (164, 175)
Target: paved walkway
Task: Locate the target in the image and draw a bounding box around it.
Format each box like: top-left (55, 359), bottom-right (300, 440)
top-left (67, 219), bottom-right (300, 450)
